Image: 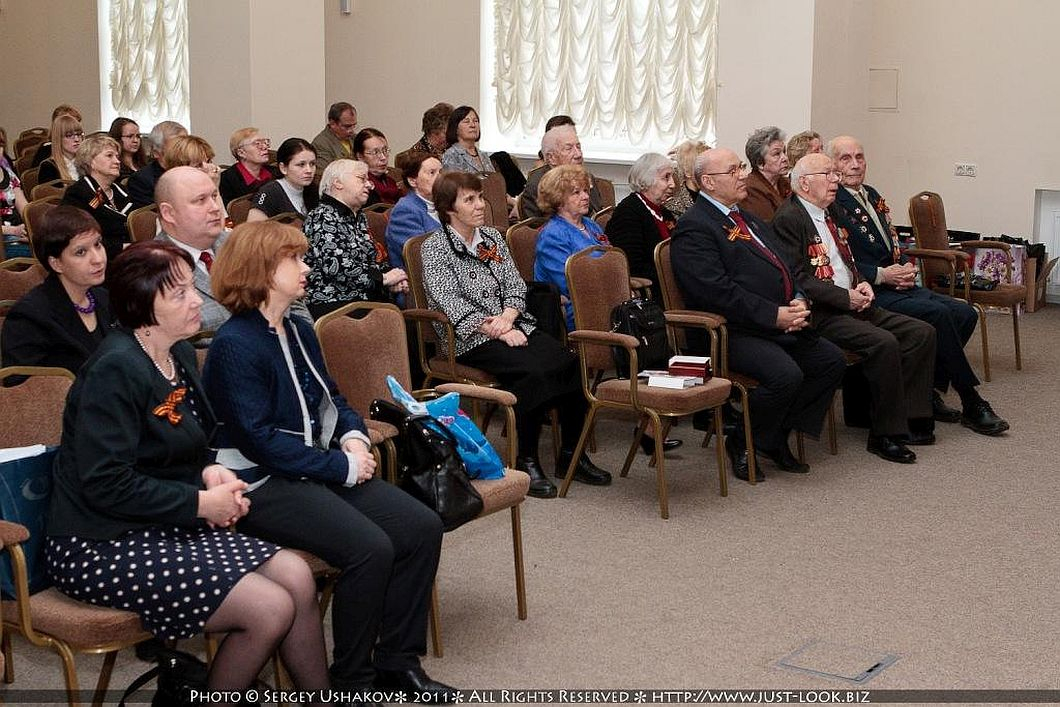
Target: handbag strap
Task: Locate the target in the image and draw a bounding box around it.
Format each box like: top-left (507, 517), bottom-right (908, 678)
top-left (118, 665), bottom-right (161, 707)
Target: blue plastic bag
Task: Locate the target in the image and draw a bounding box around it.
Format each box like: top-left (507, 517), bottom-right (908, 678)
top-left (387, 376), bottom-right (505, 480)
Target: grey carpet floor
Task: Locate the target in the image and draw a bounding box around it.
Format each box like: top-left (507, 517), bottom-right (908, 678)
top-left (4, 306), bottom-right (1057, 704)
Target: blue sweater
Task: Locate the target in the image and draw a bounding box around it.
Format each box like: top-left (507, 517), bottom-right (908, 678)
top-left (533, 215), bottom-right (607, 330)
top-left (385, 191), bottom-right (439, 270)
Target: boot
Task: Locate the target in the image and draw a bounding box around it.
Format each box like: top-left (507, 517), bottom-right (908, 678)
top-left (555, 450), bottom-right (612, 486)
top-left (515, 455), bottom-right (557, 498)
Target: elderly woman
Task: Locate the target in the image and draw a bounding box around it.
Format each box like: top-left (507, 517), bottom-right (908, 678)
top-left (353, 128), bottom-right (402, 207)
top-left (302, 159), bottom-right (407, 318)
top-left (385, 151), bottom-right (442, 270)
top-left (218, 127), bottom-right (276, 205)
top-left (108, 117), bottom-right (147, 178)
top-left (37, 114), bottom-right (84, 183)
top-left (203, 221), bottom-right (452, 697)
top-left (440, 106), bottom-right (496, 175)
top-left (786, 130), bottom-right (823, 168)
top-left (422, 172), bottom-right (611, 496)
top-left (248, 138), bottom-right (319, 221)
top-left (0, 141), bottom-right (29, 258)
top-left (533, 164), bottom-right (609, 331)
top-left (2, 207), bottom-right (110, 375)
top-left (46, 241), bottom-right (331, 699)
top-left (664, 139), bottom-right (710, 217)
top-left (738, 126), bottom-right (791, 222)
top-left (400, 102), bottom-right (453, 162)
top-left (163, 134), bottom-right (222, 186)
top-left (60, 134), bottom-right (132, 262)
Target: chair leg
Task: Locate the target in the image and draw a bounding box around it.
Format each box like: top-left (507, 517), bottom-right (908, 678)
top-left (738, 386), bottom-right (758, 485)
top-left (429, 581), bottom-right (443, 658)
top-left (2, 631), bottom-right (13, 683)
top-left (54, 640), bottom-right (80, 707)
top-left (649, 413), bottom-right (669, 519)
top-left (91, 650), bottom-right (118, 707)
top-left (510, 506), bottom-right (527, 620)
top-left (713, 404), bottom-right (728, 497)
top-left (646, 419), bottom-right (672, 469)
top-left (558, 404), bottom-right (598, 498)
top-left (622, 416), bottom-right (647, 478)
top-left (204, 634), bottom-right (219, 665)
top-left (828, 398), bottom-right (838, 455)
top-left (1012, 306), bottom-right (1022, 370)
top-left (977, 303), bottom-right (991, 382)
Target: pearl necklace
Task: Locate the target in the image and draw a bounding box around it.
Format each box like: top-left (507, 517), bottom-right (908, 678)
top-left (133, 331), bottom-right (176, 382)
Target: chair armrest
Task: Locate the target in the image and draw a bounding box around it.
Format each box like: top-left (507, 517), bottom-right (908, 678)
top-left (568, 329), bottom-right (639, 349)
top-left (436, 383), bottom-right (517, 407)
top-left (0, 519), bottom-right (30, 545)
top-left (958, 240), bottom-right (1011, 253)
top-left (629, 276), bottom-right (653, 291)
top-left (664, 310), bottom-right (723, 329)
top-left (402, 308), bottom-right (448, 324)
top-left (905, 247), bottom-right (958, 264)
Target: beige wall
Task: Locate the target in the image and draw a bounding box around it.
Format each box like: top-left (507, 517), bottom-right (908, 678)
top-left (810, 0), bottom-right (870, 144)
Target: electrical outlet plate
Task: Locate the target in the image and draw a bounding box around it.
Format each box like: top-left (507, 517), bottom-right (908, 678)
top-left (955, 162), bottom-right (978, 177)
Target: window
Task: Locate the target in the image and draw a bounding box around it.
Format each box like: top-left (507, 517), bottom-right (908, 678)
top-left (98, 0), bottom-right (190, 132)
top-left (480, 0), bottom-right (718, 162)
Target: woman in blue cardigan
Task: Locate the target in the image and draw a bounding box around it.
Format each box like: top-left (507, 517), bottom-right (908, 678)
top-left (385, 151), bottom-right (442, 270)
top-left (202, 221), bottom-right (452, 700)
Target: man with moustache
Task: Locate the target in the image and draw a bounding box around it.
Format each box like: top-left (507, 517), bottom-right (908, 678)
top-left (772, 153), bottom-right (937, 463)
top-left (671, 148), bottom-right (846, 481)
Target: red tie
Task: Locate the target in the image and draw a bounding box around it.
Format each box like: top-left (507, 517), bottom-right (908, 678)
top-left (730, 209), bottom-right (793, 300)
top-left (199, 251), bottom-right (213, 273)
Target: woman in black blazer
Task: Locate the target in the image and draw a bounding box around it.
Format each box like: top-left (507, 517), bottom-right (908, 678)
top-left (605, 152), bottom-right (679, 302)
top-left (60, 134), bottom-right (132, 262)
top-left (2, 206), bottom-right (112, 377)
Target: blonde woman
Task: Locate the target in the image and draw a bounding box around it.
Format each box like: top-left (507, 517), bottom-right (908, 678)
top-left (37, 114), bottom-right (84, 183)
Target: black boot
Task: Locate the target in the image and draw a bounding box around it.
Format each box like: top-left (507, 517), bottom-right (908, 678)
top-left (555, 450), bottom-right (612, 485)
top-left (515, 456), bottom-right (557, 498)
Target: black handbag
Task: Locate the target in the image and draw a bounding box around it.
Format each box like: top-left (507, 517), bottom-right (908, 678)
top-left (609, 298), bottom-right (671, 378)
top-left (119, 646), bottom-right (208, 707)
top-left (369, 399), bottom-right (484, 531)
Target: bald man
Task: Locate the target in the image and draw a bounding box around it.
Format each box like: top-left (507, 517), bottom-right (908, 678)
top-left (773, 153), bottom-right (938, 463)
top-left (827, 136), bottom-right (1007, 436)
top-left (519, 124), bottom-right (604, 218)
top-left (671, 147), bottom-right (846, 481)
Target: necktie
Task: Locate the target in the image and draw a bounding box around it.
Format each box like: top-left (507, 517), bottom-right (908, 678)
top-left (825, 215), bottom-right (855, 272)
top-left (730, 209), bottom-right (792, 300)
top-left (199, 251), bottom-right (213, 273)
top-left (855, 188), bottom-right (891, 250)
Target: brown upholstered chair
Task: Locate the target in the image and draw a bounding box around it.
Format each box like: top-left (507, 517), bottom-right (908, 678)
top-left (480, 171), bottom-right (510, 230)
top-left (0, 366), bottom-right (74, 445)
top-left (226, 193), bottom-right (255, 225)
top-left (594, 176), bottom-right (616, 209)
top-left (592, 205), bottom-right (615, 231)
top-left (560, 246), bottom-right (732, 518)
top-left (364, 209), bottom-right (390, 265)
top-left (269, 211), bottom-right (304, 230)
top-left (0, 259), bottom-right (47, 304)
top-left (504, 218), bottom-right (544, 282)
top-left (16, 166), bottom-right (39, 198)
top-left (908, 191), bottom-right (1026, 381)
top-left (15, 128), bottom-right (48, 160)
top-left (387, 167), bottom-right (407, 198)
top-left (363, 202), bottom-right (393, 214)
top-left (30, 179), bottom-right (73, 201)
top-left (125, 203), bottom-right (158, 243)
top-left (22, 196), bottom-right (61, 249)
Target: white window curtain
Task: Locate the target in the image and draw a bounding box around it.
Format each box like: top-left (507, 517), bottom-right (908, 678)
top-left (107, 0), bottom-right (189, 122)
top-left (489, 0), bottom-right (717, 159)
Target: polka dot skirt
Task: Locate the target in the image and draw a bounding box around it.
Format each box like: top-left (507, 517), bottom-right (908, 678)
top-left (46, 526), bottom-right (280, 641)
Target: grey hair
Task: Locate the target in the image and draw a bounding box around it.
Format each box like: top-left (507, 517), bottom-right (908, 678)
top-left (745, 126), bottom-right (785, 168)
top-left (146, 120), bottom-right (187, 156)
top-left (789, 155), bottom-right (812, 184)
top-left (320, 158), bottom-right (367, 197)
top-left (540, 124), bottom-right (576, 160)
top-left (692, 150), bottom-right (713, 186)
top-left (628, 152), bottom-right (673, 193)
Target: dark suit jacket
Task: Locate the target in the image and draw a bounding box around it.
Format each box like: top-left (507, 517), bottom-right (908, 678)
top-left (771, 194), bottom-right (860, 316)
top-left (1, 274), bottom-right (111, 375)
top-left (831, 184), bottom-right (906, 284)
top-left (61, 175), bottom-right (132, 261)
top-left (605, 192), bottom-right (675, 298)
top-left (671, 194), bottom-right (804, 339)
top-left (127, 161), bottom-right (165, 209)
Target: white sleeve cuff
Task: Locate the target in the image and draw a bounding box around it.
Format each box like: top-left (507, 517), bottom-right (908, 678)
top-left (339, 430), bottom-right (372, 449)
top-left (874, 267), bottom-right (885, 285)
top-left (343, 451), bottom-right (361, 487)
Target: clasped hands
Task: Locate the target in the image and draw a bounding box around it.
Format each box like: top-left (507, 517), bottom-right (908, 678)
top-left (880, 262), bottom-right (917, 290)
top-left (776, 298), bottom-right (811, 333)
top-left (199, 464), bottom-right (251, 529)
top-left (479, 308), bottom-right (527, 347)
top-left (383, 267), bottom-right (409, 294)
top-left (847, 281), bottom-right (876, 312)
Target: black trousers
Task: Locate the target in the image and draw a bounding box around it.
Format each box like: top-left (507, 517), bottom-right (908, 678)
top-left (240, 475), bottom-right (443, 687)
top-left (875, 286), bottom-right (979, 393)
top-left (727, 331), bottom-right (847, 452)
top-left (816, 307), bottom-right (937, 437)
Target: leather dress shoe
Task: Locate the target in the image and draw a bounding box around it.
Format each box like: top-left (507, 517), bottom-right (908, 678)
top-left (760, 441), bottom-right (809, 473)
top-left (636, 428), bottom-right (684, 455)
top-left (932, 391), bottom-right (962, 423)
top-left (961, 400), bottom-right (1010, 436)
top-left (555, 451), bottom-right (612, 485)
top-left (375, 666), bottom-right (457, 704)
top-left (866, 435), bottom-right (916, 463)
top-left (515, 456), bottom-right (557, 499)
top-left (725, 434), bottom-right (764, 482)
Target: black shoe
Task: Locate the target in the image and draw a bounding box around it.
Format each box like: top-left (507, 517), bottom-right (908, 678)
top-left (636, 428), bottom-right (684, 455)
top-left (725, 434), bottom-right (764, 482)
top-left (903, 430), bottom-right (936, 446)
top-left (866, 435), bottom-right (917, 463)
top-left (375, 666), bottom-right (457, 704)
top-left (515, 455), bottom-right (557, 498)
top-left (961, 400), bottom-right (1010, 436)
top-left (932, 391), bottom-right (961, 423)
top-left (556, 451), bottom-right (612, 485)
top-left (760, 441), bottom-right (809, 473)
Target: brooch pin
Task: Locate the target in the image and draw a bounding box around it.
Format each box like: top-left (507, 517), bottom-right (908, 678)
top-left (153, 387), bottom-right (187, 425)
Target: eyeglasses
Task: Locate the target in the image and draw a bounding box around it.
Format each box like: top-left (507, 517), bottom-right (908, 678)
top-left (363, 147), bottom-right (390, 158)
top-left (705, 162), bottom-right (749, 178)
top-left (803, 170), bottom-right (843, 181)
top-left (64, 131), bottom-right (85, 140)
top-left (239, 138), bottom-right (271, 150)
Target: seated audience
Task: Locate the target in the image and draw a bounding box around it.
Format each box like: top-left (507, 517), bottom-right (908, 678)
top-left (532, 164), bottom-right (608, 331)
top-left (606, 152), bottom-right (677, 301)
top-left (422, 171), bottom-right (611, 497)
top-left (440, 106), bottom-right (497, 175)
top-left (303, 159), bottom-right (407, 318)
top-left (202, 221), bottom-right (454, 698)
top-left (354, 128), bottom-right (402, 207)
top-left (385, 152), bottom-right (442, 270)
top-left (738, 126), bottom-right (791, 222)
top-left (219, 127), bottom-right (276, 205)
top-left (2, 206), bottom-right (111, 375)
top-left (60, 134), bottom-right (132, 261)
top-left (786, 130), bottom-right (822, 168)
top-left (664, 139), bottom-right (710, 217)
top-left (46, 240), bottom-right (331, 699)
top-left (30, 104), bottom-right (82, 167)
top-left (396, 102), bottom-right (453, 167)
top-left (108, 117), bottom-right (148, 178)
top-left (0, 143), bottom-right (29, 258)
top-left (127, 120), bottom-right (188, 209)
top-left (247, 138), bottom-right (319, 221)
top-left (36, 114), bottom-right (83, 183)
top-left (312, 101), bottom-right (358, 178)
top-left (520, 124), bottom-right (603, 219)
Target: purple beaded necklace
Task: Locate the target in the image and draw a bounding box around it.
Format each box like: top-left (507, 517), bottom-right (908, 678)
top-left (72, 289), bottom-right (97, 315)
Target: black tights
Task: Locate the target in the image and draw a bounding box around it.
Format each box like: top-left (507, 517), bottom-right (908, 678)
top-left (516, 389), bottom-right (586, 459)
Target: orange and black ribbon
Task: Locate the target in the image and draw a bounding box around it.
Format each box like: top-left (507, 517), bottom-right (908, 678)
top-left (153, 387), bottom-right (186, 425)
top-left (476, 242), bottom-right (503, 263)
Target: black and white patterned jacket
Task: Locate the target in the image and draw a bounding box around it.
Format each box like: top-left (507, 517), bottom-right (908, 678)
top-left (303, 194), bottom-right (391, 307)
